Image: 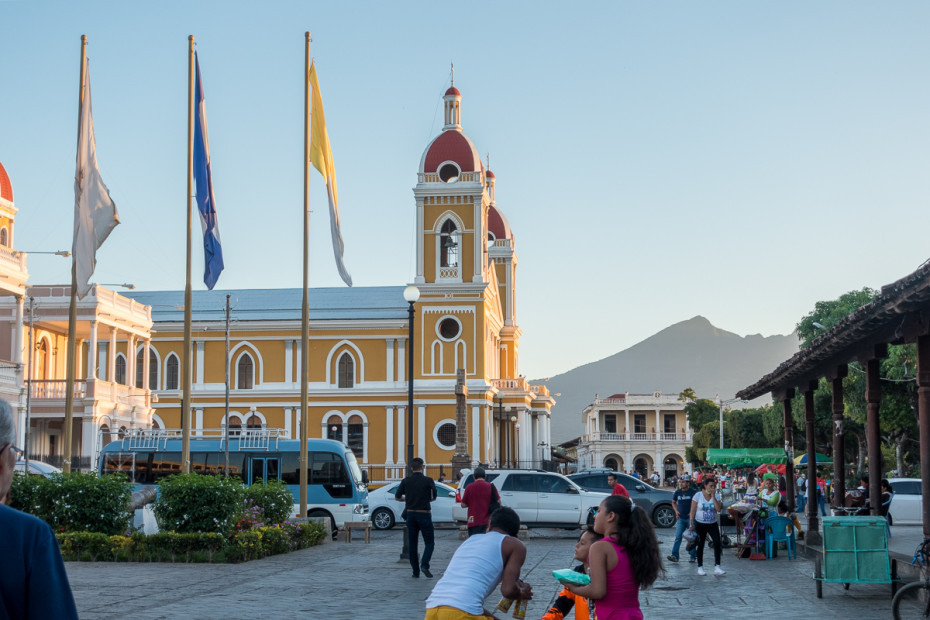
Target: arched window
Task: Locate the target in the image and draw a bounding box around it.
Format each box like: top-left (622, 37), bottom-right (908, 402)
top-left (237, 355), bottom-right (253, 389)
top-left (35, 341), bottom-right (48, 380)
top-left (227, 418), bottom-right (242, 437)
top-left (165, 354), bottom-right (179, 390)
top-left (115, 355), bottom-right (126, 385)
top-left (246, 414), bottom-right (262, 429)
top-left (326, 418), bottom-right (343, 443)
top-left (440, 220), bottom-right (458, 268)
top-left (347, 414), bottom-right (364, 458)
top-left (0, 228), bottom-right (8, 247)
top-left (337, 353), bottom-right (354, 388)
top-left (99, 424), bottom-right (111, 448)
top-left (136, 349), bottom-right (158, 389)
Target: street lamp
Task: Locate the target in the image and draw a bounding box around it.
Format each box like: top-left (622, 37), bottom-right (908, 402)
top-left (403, 285), bottom-right (419, 473)
top-left (18, 250), bottom-right (71, 257)
top-left (98, 283), bottom-right (136, 290)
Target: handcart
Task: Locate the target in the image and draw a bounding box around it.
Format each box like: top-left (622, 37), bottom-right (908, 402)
top-left (813, 516), bottom-right (899, 598)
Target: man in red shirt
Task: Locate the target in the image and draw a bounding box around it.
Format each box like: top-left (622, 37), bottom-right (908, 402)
top-left (607, 472), bottom-right (629, 498)
top-left (461, 467), bottom-right (500, 537)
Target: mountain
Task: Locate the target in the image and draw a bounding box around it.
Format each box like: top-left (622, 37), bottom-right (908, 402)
top-left (535, 316), bottom-right (800, 443)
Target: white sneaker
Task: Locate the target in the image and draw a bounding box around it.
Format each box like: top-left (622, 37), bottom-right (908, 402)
top-left (714, 565), bottom-right (726, 575)
top-left (697, 567), bottom-right (706, 576)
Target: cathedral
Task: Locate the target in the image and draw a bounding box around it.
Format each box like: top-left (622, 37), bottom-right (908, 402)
top-left (0, 84), bottom-right (555, 482)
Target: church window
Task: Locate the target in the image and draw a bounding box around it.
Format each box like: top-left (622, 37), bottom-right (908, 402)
top-left (136, 348), bottom-right (158, 389)
top-left (439, 163), bottom-right (460, 183)
top-left (347, 414), bottom-right (364, 458)
top-left (246, 414), bottom-right (262, 429)
top-left (165, 354), bottom-right (179, 390)
top-left (0, 228), bottom-right (8, 247)
top-left (436, 422), bottom-right (456, 449)
top-left (237, 355), bottom-right (254, 389)
top-left (440, 220), bottom-right (458, 268)
top-left (437, 317), bottom-right (461, 340)
top-left (337, 353), bottom-right (354, 388)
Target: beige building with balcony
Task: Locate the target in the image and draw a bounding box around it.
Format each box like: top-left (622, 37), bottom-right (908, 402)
top-left (577, 392), bottom-right (693, 483)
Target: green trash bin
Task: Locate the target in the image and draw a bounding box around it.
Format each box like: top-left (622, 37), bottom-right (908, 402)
top-left (821, 516), bottom-right (890, 584)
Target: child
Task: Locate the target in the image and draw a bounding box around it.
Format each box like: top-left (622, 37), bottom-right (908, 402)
top-left (776, 500), bottom-right (802, 534)
top-left (543, 529), bottom-right (603, 620)
top-left (564, 496), bottom-right (662, 619)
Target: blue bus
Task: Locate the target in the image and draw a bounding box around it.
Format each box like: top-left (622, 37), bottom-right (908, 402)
top-left (98, 428), bottom-right (369, 532)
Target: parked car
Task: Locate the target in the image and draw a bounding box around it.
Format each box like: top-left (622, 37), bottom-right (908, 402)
top-left (14, 460), bottom-right (62, 478)
top-left (568, 470), bottom-right (676, 528)
top-left (452, 469), bottom-right (609, 529)
top-left (367, 481), bottom-right (458, 530)
top-left (888, 478), bottom-right (922, 526)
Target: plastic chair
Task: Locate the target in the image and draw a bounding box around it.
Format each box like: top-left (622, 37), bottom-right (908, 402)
top-left (764, 516), bottom-right (796, 560)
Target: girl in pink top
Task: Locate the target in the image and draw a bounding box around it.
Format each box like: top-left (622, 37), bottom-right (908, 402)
top-left (565, 496), bottom-right (663, 619)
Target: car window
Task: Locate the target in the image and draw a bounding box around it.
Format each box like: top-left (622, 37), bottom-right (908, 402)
top-left (461, 473), bottom-right (500, 490)
top-left (387, 485), bottom-right (399, 495)
top-left (577, 475), bottom-right (610, 490)
top-left (617, 474), bottom-right (642, 488)
top-left (539, 475), bottom-right (572, 494)
top-left (892, 481), bottom-right (921, 495)
top-left (502, 474), bottom-right (537, 492)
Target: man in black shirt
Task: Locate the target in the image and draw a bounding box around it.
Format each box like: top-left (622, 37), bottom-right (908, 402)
top-left (395, 458), bottom-right (437, 578)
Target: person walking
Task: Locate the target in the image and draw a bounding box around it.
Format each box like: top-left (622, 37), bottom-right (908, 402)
top-left (796, 473), bottom-right (807, 512)
top-left (425, 507), bottom-right (532, 619)
top-left (395, 457), bottom-right (437, 578)
top-left (0, 399), bottom-right (79, 619)
top-left (607, 472), bottom-right (629, 498)
top-left (689, 478), bottom-right (726, 576)
top-left (668, 475), bottom-right (698, 563)
top-left (461, 467), bottom-right (500, 537)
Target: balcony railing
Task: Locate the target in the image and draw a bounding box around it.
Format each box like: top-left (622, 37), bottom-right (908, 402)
top-left (0, 246), bottom-right (28, 272)
top-left (585, 432), bottom-right (692, 442)
top-left (29, 379), bottom-right (149, 407)
top-left (492, 377), bottom-right (529, 391)
top-left (29, 380), bottom-right (86, 400)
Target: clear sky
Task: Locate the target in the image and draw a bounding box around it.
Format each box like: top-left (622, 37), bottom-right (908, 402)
top-left (2, 1), bottom-right (928, 380)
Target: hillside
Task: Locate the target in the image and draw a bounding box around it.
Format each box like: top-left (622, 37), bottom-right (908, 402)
top-left (536, 316), bottom-right (799, 443)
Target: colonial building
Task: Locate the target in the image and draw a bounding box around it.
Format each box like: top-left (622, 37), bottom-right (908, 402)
top-left (577, 392), bottom-right (692, 483)
top-left (120, 84), bottom-right (554, 482)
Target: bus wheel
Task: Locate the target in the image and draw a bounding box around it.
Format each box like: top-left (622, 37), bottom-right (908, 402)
top-left (308, 510), bottom-right (336, 538)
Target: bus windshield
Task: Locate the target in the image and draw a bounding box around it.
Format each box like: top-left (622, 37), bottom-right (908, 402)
top-left (345, 451), bottom-right (363, 485)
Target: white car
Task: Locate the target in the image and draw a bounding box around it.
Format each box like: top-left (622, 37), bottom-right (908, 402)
top-left (888, 478), bottom-right (922, 526)
top-left (368, 481), bottom-right (458, 530)
top-left (452, 469), bottom-right (609, 528)
top-left (15, 460), bottom-right (62, 477)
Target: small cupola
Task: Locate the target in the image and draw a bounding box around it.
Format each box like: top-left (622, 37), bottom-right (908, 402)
top-left (443, 86), bottom-right (462, 131)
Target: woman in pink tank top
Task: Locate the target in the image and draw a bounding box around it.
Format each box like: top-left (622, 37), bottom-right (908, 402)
top-left (565, 496), bottom-right (663, 619)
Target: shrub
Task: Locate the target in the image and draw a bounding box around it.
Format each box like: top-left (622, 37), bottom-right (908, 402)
top-left (154, 473), bottom-right (242, 534)
top-left (256, 525), bottom-right (290, 555)
top-left (8, 472), bottom-right (54, 516)
top-left (45, 473), bottom-right (132, 535)
top-left (242, 480), bottom-right (294, 525)
top-left (58, 532), bottom-right (114, 561)
top-left (281, 520), bottom-right (326, 550)
top-left (229, 530), bottom-right (263, 563)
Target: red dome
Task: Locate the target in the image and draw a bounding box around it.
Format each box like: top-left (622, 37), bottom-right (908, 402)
top-left (486, 170), bottom-right (495, 179)
top-left (0, 161), bottom-right (11, 203)
top-left (421, 130), bottom-right (481, 174)
top-left (445, 86), bottom-right (461, 97)
top-left (488, 205), bottom-right (512, 240)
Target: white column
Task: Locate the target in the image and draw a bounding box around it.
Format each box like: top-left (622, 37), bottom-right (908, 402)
top-left (108, 329), bottom-right (117, 384)
top-left (417, 405), bottom-right (426, 460)
top-left (13, 295), bottom-right (23, 365)
top-left (195, 341), bottom-right (205, 385)
top-left (396, 406), bottom-right (405, 466)
top-left (473, 198), bottom-right (482, 282)
top-left (385, 339), bottom-right (395, 384)
top-left (415, 198), bottom-right (425, 284)
top-left (97, 342), bottom-right (106, 381)
top-left (655, 448), bottom-right (662, 480)
top-left (86, 322), bottom-right (98, 381)
top-left (624, 409), bottom-right (630, 440)
top-left (397, 340), bottom-right (405, 383)
top-left (655, 408), bottom-right (661, 438)
top-left (471, 405), bottom-right (480, 462)
top-left (126, 334), bottom-right (136, 388)
top-left (284, 341), bottom-right (293, 386)
top-left (505, 262), bottom-right (513, 326)
top-left (81, 418), bottom-right (97, 470)
top-left (517, 409), bottom-right (528, 464)
top-left (284, 407), bottom-right (292, 438)
top-left (385, 406), bottom-right (394, 463)
top-left (195, 408), bottom-right (203, 437)
top-left (341, 422), bottom-right (348, 447)
top-left (142, 339), bottom-right (151, 391)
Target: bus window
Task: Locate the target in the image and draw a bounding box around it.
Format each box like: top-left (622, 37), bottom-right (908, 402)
top-left (280, 452), bottom-right (299, 484)
top-left (150, 452), bottom-right (182, 482)
top-left (311, 452), bottom-right (351, 499)
top-left (103, 454), bottom-right (136, 482)
top-left (249, 457), bottom-right (280, 485)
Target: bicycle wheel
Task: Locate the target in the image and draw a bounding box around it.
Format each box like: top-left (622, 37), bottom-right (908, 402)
top-left (892, 580), bottom-right (930, 620)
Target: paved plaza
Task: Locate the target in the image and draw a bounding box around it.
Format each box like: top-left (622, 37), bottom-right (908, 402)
top-left (65, 522), bottom-right (919, 619)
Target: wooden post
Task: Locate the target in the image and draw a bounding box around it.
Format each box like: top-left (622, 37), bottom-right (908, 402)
top-left (830, 365), bottom-right (848, 508)
top-left (917, 334), bottom-right (930, 539)
top-left (864, 348), bottom-right (886, 516)
top-left (783, 393), bottom-right (795, 510)
top-left (804, 382), bottom-right (820, 543)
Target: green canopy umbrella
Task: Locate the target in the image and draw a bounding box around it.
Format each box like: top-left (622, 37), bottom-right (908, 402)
top-left (794, 453), bottom-right (832, 466)
top-left (705, 448), bottom-right (789, 466)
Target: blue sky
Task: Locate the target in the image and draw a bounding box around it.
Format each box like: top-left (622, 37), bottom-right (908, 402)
top-left (2, 1), bottom-right (928, 379)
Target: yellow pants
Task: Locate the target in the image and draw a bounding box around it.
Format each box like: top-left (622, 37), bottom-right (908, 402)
top-left (425, 606), bottom-right (494, 620)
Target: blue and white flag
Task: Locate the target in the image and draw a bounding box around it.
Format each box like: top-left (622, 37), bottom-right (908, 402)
top-left (194, 51), bottom-right (223, 290)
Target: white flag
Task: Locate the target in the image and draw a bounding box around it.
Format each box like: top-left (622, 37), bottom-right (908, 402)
top-left (73, 61), bottom-right (119, 299)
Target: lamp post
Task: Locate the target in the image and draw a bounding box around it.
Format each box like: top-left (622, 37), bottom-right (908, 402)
top-left (715, 395), bottom-right (746, 450)
top-left (403, 285), bottom-right (419, 472)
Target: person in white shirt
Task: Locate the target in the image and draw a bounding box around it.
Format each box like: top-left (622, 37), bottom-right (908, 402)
top-left (689, 478), bottom-right (726, 576)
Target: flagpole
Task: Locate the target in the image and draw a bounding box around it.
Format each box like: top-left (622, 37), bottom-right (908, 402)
top-left (63, 34), bottom-right (88, 475)
top-left (181, 35), bottom-right (194, 474)
top-left (299, 31), bottom-right (311, 518)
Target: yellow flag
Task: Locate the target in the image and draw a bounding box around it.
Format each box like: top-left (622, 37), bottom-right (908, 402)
top-left (309, 60), bottom-right (352, 286)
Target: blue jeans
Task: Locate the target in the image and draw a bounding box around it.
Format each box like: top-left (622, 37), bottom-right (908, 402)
top-left (671, 517), bottom-right (696, 559)
top-left (406, 512), bottom-right (435, 575)
top-left (796, 491), bottom-right (806, 512)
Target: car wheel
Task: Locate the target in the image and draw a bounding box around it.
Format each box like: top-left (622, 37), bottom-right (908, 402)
top-left (652, 505), bottom-right (676, 528)
top-left (372, 507), bottom-right (395, 530)
top-left (307, 509), bottom-right (337, 539)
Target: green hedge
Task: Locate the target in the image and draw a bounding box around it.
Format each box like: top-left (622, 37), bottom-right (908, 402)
top-left (153, 473), bottom-right (243, 534)
top-left (242, 479), bottom-right (294, 525)
top-left (10, 472), bottom-right (132, 535)
top-left (57, 522), bottom-right (326, 563)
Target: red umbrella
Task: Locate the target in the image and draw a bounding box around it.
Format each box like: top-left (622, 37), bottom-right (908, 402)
top-left (754, 463), bottom-right (786, 475)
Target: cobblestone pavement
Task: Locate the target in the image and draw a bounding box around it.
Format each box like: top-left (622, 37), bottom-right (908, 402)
top-left (66, 524), bottom-right (904, 619)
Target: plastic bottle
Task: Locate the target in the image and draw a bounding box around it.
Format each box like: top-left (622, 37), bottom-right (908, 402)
top-left (511, 599), bottom-right (528, 619)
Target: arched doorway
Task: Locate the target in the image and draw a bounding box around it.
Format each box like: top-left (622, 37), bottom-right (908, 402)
top-left (663, 454), bottom-right (683, 486)
top-left (633, 454), bottom-right (654, 480)
top-left (603, 454), bottom-right (623, 473)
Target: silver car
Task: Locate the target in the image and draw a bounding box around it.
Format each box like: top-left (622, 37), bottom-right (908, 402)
top-left (568, 470), bottom-right (676, 528)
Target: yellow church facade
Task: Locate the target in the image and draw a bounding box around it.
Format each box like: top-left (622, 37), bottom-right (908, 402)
top-left (124, 85), bottom-right (554, 481)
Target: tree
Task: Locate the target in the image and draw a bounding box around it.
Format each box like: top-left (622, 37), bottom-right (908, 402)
top-left (796, 287), bottom-right (877, 348)
top-left (678, 388), bottom-right (696, 403)
top-left (685, 398), bottom-right (719, 430)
